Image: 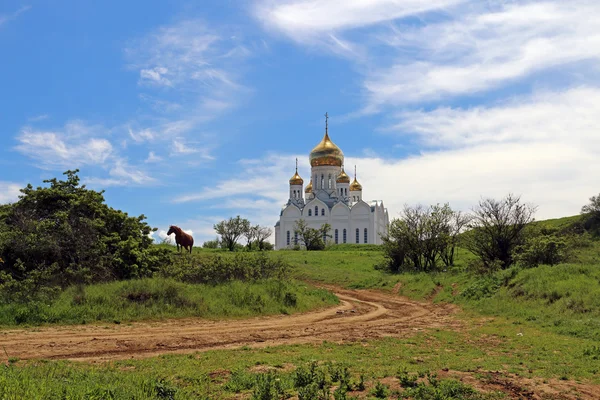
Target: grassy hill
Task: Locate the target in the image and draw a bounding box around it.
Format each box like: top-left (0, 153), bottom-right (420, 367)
top-left (3, 215), bottom-right (600, 398)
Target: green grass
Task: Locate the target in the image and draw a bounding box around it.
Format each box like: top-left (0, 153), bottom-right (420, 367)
top-left (3, 312), bottom-right (598, 398)
top-left (0, 278), bottom-right (338, 327)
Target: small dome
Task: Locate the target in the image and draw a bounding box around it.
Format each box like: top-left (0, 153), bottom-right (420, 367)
top-left (309, 132), bottom-right (344, 167)
top-left (289, 170), bottom-right (303, 186)
top-left (350, 177), bottom-right (362, 191)
top-left (336, 168), bottom-right (350, 184)
top-left (304, 179), bottom-right (313, 193)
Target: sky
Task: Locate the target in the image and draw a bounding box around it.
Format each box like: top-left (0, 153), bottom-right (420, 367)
top-left (1, 0), bottom-right (600, 244)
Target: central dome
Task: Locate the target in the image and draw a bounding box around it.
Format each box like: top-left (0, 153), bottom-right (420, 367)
top-left (309, 132), bottom-right (344, 167)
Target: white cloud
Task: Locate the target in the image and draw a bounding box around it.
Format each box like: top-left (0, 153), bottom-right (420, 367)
top-left (139, 67), bottom-right (171, 86)
top-left (145, 151), bottom-right (162, 163)
top-left (128, 128), bottom-right (155, 143)
top-left (16, 122), bottom-right (113, 168)
top-left (365, 1), bottom-right (600, 105)
top-left (0, 182), bottom-right (22, 204)
top-left (256, 0), bottom-right (463, 41)
top-left (395, 86), bottom-right (600, 149)
top-left (172, 86), bottom-right (600, 232)
top-left (109, 159), bottom-right (155, 185)
top-left (257, 1), bottom-right (600, 108)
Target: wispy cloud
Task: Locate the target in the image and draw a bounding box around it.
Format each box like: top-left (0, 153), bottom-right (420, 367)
top-left (255, 0), bottom-right (463, 43)
top-left (365, 1), bottom-right (600, 106)
top-left (123, 18), bottom-right (254, 160)
top-left (16, 122), bottom-right (113, 168)
top-left (16, 121), bottom-right (155, 187)
top-left (0, 181), bottom-right (22, 204)
top-left (395, 86), bottom-right (600, 149)
top-left (256, 0), bottom-right (600, 110)
top-left (145, 151), bottom-right (162, 163)
top-left (0, 5), bottom-right (31, 27)
top-left (172, 85), bottom-right (600, 229)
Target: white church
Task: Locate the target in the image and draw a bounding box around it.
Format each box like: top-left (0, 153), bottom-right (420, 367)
top-left (274, 115), bottom-right (389, 250)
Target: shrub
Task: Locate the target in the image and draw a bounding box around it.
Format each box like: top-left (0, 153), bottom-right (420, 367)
top-left (159, 252), bottom-right (290, 285)
top-left (0, 171), bottom-right (168, 302)
top-left (514, 234), bottom-right (571, 268)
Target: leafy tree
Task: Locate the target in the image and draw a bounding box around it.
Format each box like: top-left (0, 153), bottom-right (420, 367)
top-left (244, 225), bottom-right (259, 250)
top-left (465, 194), bottom-right (536, 270)
top-left (255, 226), bottom-right (272, 251)
top-left (214, 216), bottom-right (250, 251)
top-left (378, 204), bottom-right (464, 273)
top-left (438, 209), bottom-right (471, 267)
top-left (581, 193), bottom-right (600, 235)
top-left (0, 170), bottom-right (166, 301)
top-left (294, 219), bottom-right (331, 251)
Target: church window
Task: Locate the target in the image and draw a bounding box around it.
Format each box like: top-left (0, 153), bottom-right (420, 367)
top-left (356, 228), bottom-right (359, 244)
top-left (321, 174), bottom-right (324, 189)
top-left (328, 174), bottom-right (332, 188)
top-left (294, 232), bottom-right (298, 245)
top-left (286, 231), bottom-right (290, 246)
top-left (364, 228), bottom-right (368, 244)
top-left (321, 208), bottom-right (325, 216)
top-left (315, 206), bottom-right (318, 216)
top-left (335, 229), bottom-right (339, 244)
top-left (308, 209), bottom-right (312, 216)
top-left (343, 229), bottom-right (347, 243)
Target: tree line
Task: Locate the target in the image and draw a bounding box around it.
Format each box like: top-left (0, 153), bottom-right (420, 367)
top-left (207, 216), bottom-right (273, 251)
top-left (378, 192), bottom-right (600, 274)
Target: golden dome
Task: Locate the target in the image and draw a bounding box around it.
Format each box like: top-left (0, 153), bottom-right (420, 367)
top-left (350, 177), bottom-right (362, 191)
top-left (309, 132), bottom-right (344, 167)
top-left (304, 179), bottom-right (313, 193)
top-left (336, 167), bottom-right (350, 184)
top-left (289, 171), bottom-right (303, 186)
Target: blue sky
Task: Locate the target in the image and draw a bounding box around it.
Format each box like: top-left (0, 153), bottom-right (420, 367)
top-left (1, 1), bottom-right (600, 244)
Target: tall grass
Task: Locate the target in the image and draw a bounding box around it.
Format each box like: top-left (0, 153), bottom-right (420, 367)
top-left (0, 278), bottom-right (338, 327)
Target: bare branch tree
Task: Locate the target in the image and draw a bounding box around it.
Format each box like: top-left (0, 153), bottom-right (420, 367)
top-left (466, 194), bottom-right (537, 270)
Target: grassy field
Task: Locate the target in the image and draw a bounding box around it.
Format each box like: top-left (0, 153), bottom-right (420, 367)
top-left (0, 278), bottom-right (338, 327)
top-left (3, 312), bottom-right (598, 398)
top-left (3, 215), bottom-right (600, 398)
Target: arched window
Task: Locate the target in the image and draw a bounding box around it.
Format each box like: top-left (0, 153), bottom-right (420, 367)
top-left (356, 228), bottom-right (359, 244)
top-left (315, 206), bottom-right (318, 216)
top-left (364, 228), bottom-right (368, 244)
top-left (321, 208), bottom-right (325, 216)
top-left (343, 229), bottom-right (347, 243)
top-left (335, 229), bottom-right (339, 244)
top-left (328, 174), bottom-right (332, 188)
top-left (308, 209), bottom-right (312, 216)
top-left (286, 231), bottom-right (290, 246)
top-left (294, 231), bottom-right (298, 245)
top-left (321, 174), bottom-right (324, 189)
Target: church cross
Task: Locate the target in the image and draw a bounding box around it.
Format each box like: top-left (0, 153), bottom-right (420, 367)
top-left (325, 112), bottom-right (328, 134)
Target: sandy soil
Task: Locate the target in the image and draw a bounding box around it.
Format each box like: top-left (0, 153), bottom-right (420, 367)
top-left (0, 287), bottom-right (597, 398)
top-left (0, 288), bottom-right (459, 362)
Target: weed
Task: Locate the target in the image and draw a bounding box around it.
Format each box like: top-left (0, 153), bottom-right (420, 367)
top-left (371, 380), bottom-right (389, 398)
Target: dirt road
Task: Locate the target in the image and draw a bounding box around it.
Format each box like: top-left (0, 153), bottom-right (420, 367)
top-left (2, 287), bottom-right (598, 398)
top-left (0, 288), bottom-right (459, 362)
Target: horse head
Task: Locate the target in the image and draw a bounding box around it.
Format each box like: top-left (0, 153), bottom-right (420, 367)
top-left (167, 225), bottom-right (179, 236)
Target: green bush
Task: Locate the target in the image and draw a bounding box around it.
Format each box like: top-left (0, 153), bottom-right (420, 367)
top-left (0, 170), bottom-right (168, 302)
top-left (159, 252), bottom-right (290, 284)
top-left (514, 234), bottom-right (571, 268)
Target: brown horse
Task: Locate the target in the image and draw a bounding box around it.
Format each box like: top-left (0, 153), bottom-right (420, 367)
top-left (166, 225), bottom-right (194, 254)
